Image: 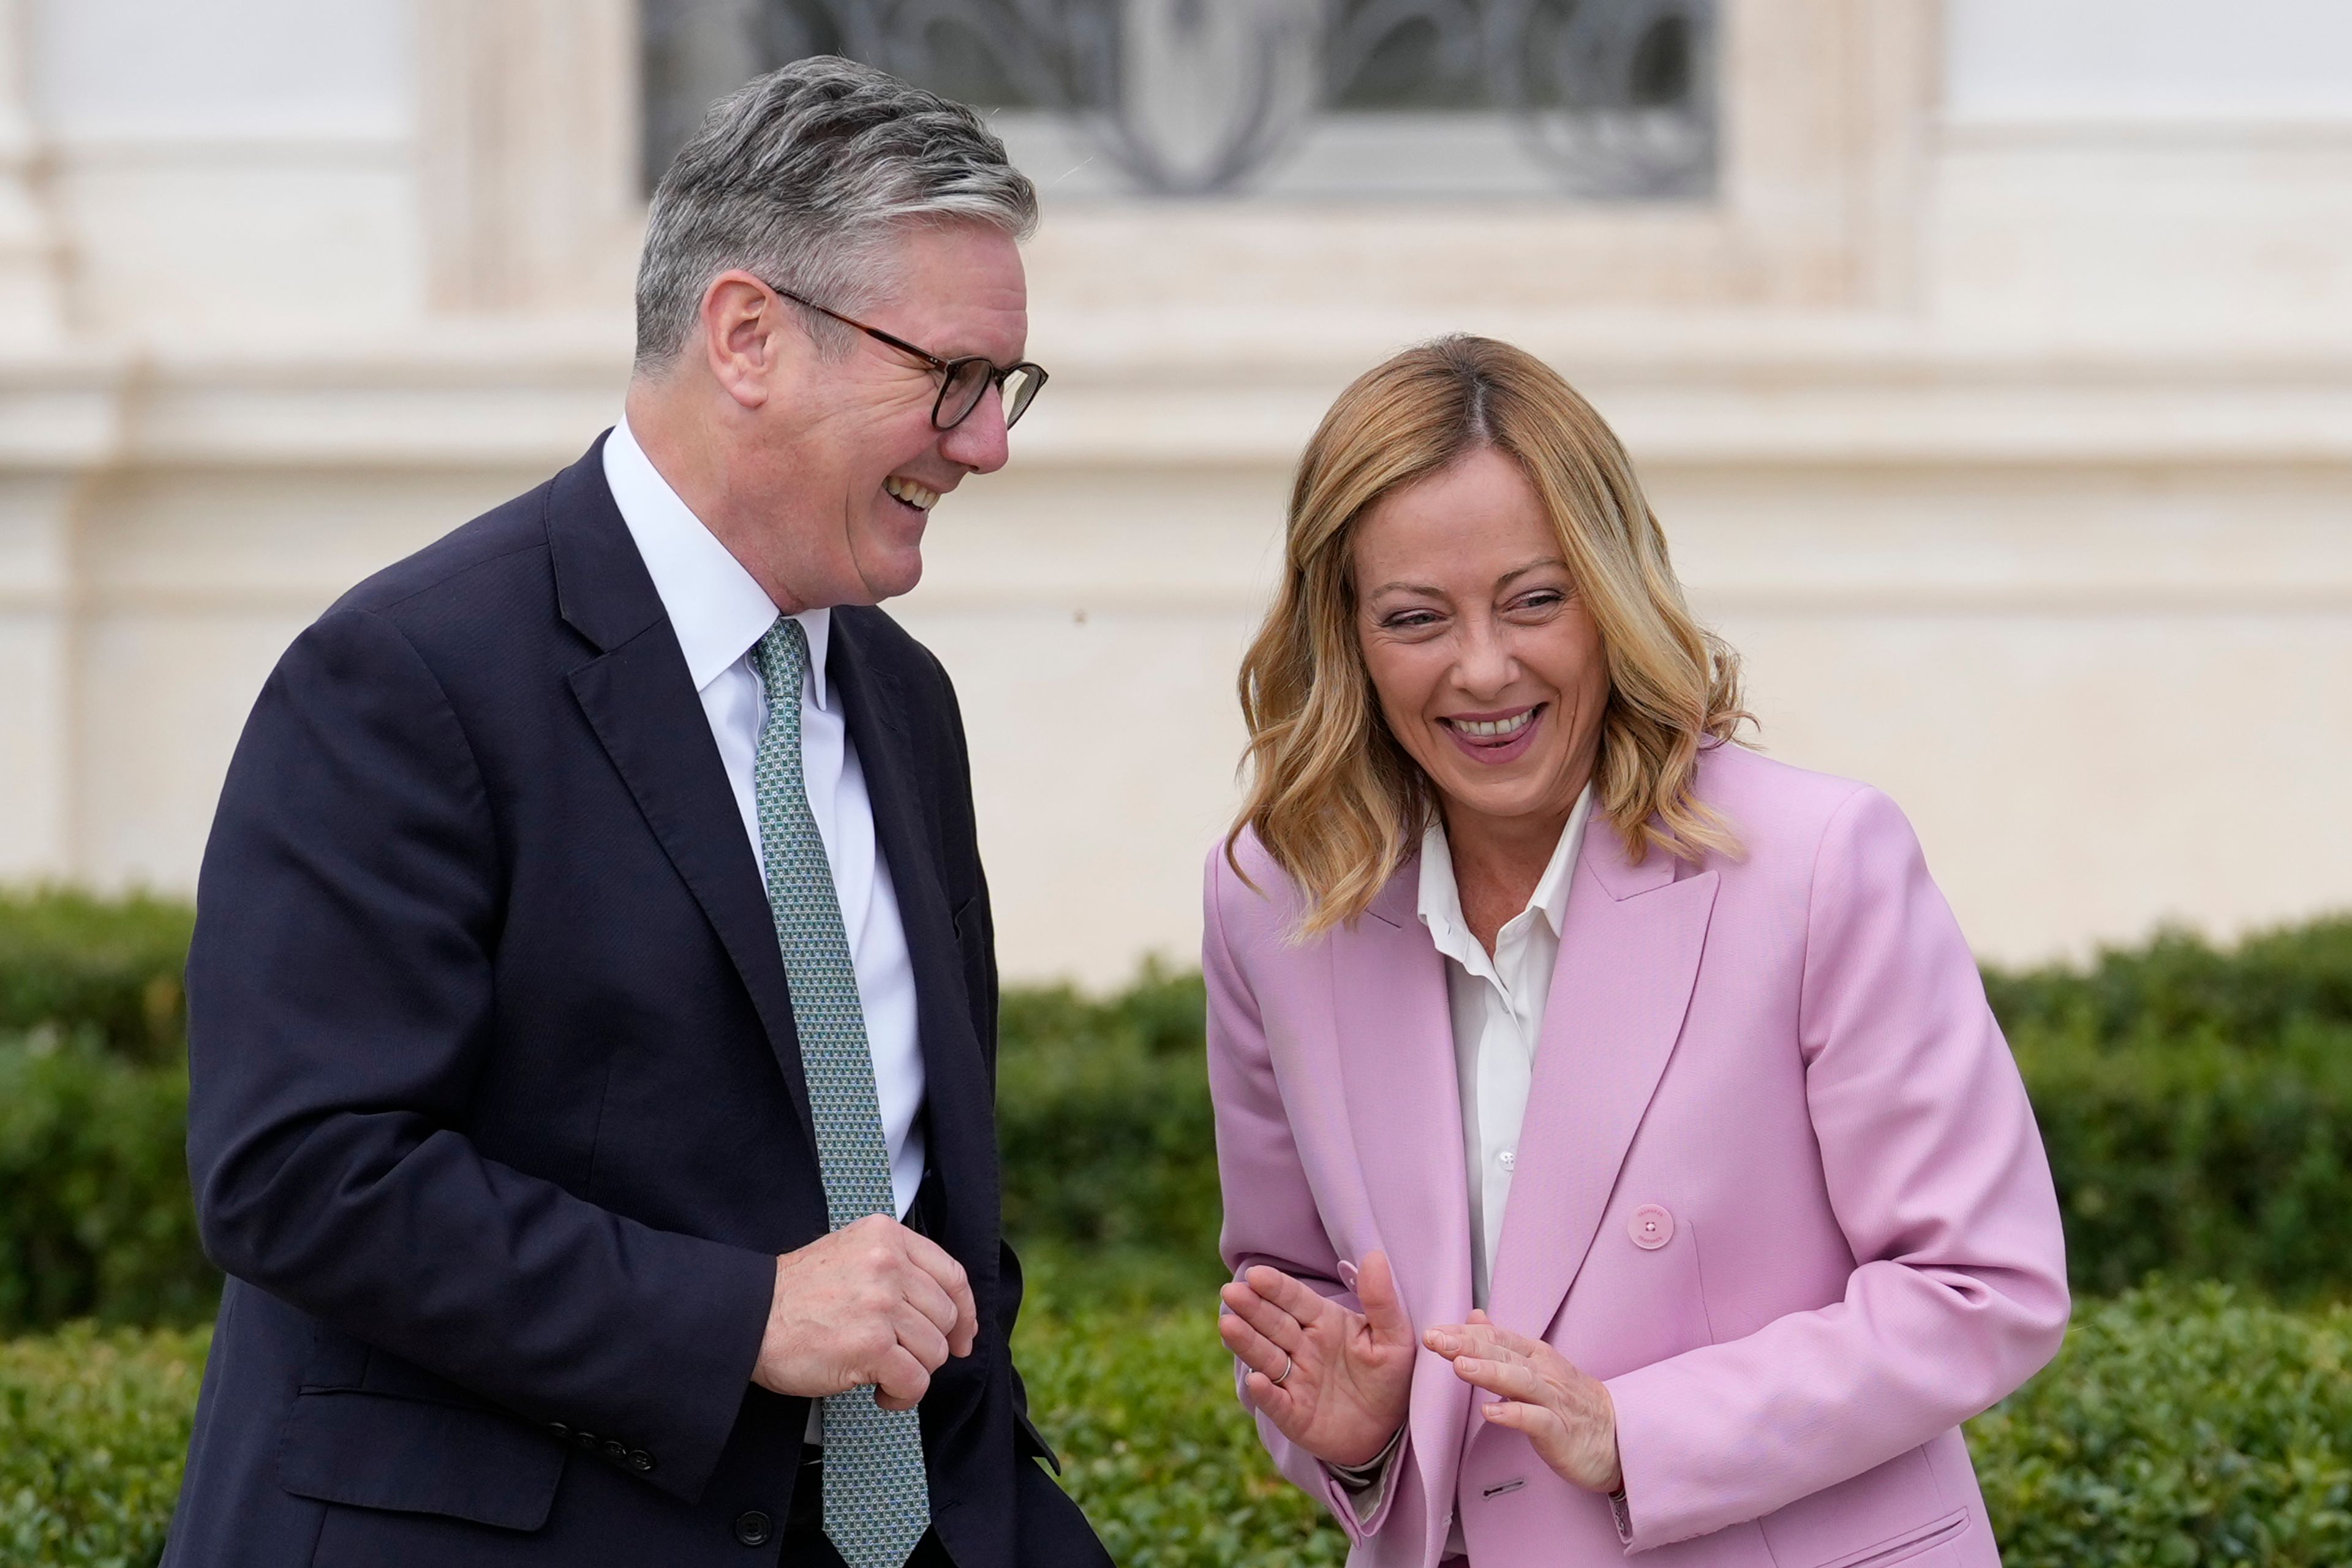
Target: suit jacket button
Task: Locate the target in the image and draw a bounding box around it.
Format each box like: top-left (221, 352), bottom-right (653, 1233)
top-left (546, 1422), bottom-right (571, 1442)
top-left (572, 1429), bottom-right (600, 1451)
top-left (602, 1439), bottom-right (627, 1464)
top-left (1629, 1204), bottom-right (1675, 1250)
top-left (629, 1449), bottom-right (655, 1473)
top-left (734, 1510), bottom-right (774, 1547)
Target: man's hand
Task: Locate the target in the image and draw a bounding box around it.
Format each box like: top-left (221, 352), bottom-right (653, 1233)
top-left (754, 1215), bottom-right (979, 1412)
top-left (1425, 1311), bottom-right (1623, 1494)
top-left (1218, 1250), bottom-right (1416, 1468)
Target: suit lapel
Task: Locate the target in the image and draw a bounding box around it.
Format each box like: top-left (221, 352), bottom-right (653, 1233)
top-left (1330, 858), bottom-right (1477, 1555)
top-left (1483, 823), bottom-right (1718, 1342)
top-left (549, 439), bottom-right (820, 1164)
top-left (1330, 858), bottom-right (1475, 1329)
top-left (828, 611), bottom-right (997, 1272)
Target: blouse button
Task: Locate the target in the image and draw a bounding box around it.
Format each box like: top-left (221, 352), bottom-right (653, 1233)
top-left (1629, 1204), bottom-right (1675, 1250)
top-left (1496, 1149), bottom-right (1517, 1170)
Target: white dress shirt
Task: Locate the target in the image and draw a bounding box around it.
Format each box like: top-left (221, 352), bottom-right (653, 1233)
top-left (1417, 786), bottom-right (1592, 1311)
top-left (602, 417), bottom-right (929, 1220)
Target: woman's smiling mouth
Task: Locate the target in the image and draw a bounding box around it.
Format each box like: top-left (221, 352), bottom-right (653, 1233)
top-left (1439, 703), bottom-right (1546, 763)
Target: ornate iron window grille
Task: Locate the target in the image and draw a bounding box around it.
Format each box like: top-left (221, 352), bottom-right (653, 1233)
top-left (643, 0), bottom-right (1716, 199)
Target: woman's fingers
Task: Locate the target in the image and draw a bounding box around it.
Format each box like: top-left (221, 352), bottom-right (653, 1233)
top-left (1425, 1322), bottom-right (1513, 1362)
top-left (1355, 1251), bottom-right (1414, 1347)
top-left (1218, 1306), bottom-right (1299, 1385)
top-left (1244, 1264), bottom-right (1336, 1329)
top-left (1480, 1398), bottom-right (1568, 1445)
top-left (1449, 1354), bottom-right (1548, 1404)
top-left (1222, 1306), bottom-right (1316, 1438)
top-left (1221, 1278), bottom-right (1308, 1351)
top-left (1434, 1321), bottom-right (1540, 1359)
top-left (1242, 1366), bottom-right (1303, 1423)
top-left (1425, 1321), bottom-right (1551, 1370)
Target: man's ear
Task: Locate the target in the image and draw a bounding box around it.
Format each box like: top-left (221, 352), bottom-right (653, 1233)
top-left (700, 271), bottom-right (793, 410)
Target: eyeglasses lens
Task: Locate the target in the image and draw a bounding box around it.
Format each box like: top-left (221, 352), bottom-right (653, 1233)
top-left (933, 361), bottom-right (1046, 431)
top-left (1000, 366), bottom-right (1041, 429)
top-left (937, 360), bottom-right (993, 430)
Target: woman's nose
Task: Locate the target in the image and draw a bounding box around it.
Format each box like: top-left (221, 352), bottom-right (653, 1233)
top-left (1452, 620), bottom-right (1517, 693)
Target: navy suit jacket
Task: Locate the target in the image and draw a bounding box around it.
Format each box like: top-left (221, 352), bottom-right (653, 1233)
top-left (165, 437), bottom-right (1109, 1567)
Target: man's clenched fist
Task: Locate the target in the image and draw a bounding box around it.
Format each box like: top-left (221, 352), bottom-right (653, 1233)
top-left (753, 1215), bottom-right (980, 1411)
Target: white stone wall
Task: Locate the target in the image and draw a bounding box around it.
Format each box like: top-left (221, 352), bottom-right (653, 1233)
top-left (0, 0), bottom-right (2346, 987)
top-left (28, 0), bottom-right (422, 336)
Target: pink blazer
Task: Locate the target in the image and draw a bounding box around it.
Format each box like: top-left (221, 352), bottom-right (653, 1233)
top-left (1204, 744), bottom-right (2068, 1568)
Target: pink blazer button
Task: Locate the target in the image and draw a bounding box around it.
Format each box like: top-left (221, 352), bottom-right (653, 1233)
top-left (1336, 1259), bottom-right (1360, 1291)
top-left (1629, 1205), bottom-right (1675, 1250)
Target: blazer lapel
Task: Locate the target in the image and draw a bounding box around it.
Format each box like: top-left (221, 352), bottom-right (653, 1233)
top-left (1482, 823), bottom-right (1719, 1343)
top-left (1330, 857), bottom-right (1475, 1329)
top-left (827, 611), bottom-right (997, 1273)
top-left (1330, 856), bottom-right (1479, 1551)
top-left (549, 439), bottom-right (821, 1164)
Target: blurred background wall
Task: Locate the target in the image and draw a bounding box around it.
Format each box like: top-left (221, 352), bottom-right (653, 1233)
top-left (0, 0), bottom-right (2345, 986)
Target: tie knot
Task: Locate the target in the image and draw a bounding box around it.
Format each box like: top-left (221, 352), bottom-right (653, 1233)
top-left (753, 615), bottom-right (810, 704)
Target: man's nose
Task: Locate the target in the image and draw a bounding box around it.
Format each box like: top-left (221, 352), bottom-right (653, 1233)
top-left (938, 385), bottom-right (1011, 475)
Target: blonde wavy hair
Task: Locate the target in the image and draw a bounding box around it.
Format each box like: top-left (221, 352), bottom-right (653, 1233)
top-left (1230, 334), bottom-right (1751, 937)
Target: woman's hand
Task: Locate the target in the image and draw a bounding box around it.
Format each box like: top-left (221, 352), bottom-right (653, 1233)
top-left (1426, 1311), bottom-right (1623, 1493)
top-left (1218, 1250), bottom-right (1416, 1468)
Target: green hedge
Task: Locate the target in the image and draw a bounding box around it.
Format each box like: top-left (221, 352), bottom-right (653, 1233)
top-left (2015, 1020), bottom-right (2352, 1300)
top-left (7, 1286), bottom-right (2352, 1568)
top-left (0, 1322), bottom-right (210, 1568)
top-left (1985, 917), bottom-right (2352, 1048)
top-left (997, 965), bottom-right (1225, 1302)
top-left (8, 892), bottom-right (2352, 1326)
top-left (0, 891), bottom-right (191, 1063)
top-left (0, 1036), bottom-right (214, 1334)
top-left (1971, 1285), bottom-right (2352, 1567)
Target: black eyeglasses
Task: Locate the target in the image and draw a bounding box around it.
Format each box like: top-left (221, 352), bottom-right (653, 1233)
top-left (766, 282), bottom-right (1048, 432)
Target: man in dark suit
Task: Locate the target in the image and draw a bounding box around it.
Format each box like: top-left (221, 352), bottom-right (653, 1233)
top-left (165, 59), bottom-right (1106, 1568)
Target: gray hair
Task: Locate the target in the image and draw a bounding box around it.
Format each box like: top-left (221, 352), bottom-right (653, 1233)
top-left (633, 56), bottom-right (1038, 375)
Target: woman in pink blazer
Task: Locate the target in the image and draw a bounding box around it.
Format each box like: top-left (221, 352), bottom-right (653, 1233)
top-left (1205, 336), bottom-right (2068, 1568)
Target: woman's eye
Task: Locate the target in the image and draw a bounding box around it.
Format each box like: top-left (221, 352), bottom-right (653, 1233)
top-left (1382, 611), bottom-right (1441, 631)
top-left (1513, 592), bottom-right (1566, 614)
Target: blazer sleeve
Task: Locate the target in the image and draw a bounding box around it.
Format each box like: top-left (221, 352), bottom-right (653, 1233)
top-left (1602, 786), bottom-right (2070, 1550)
top-left (1202, 846), bottom-right (1417, 1544)
top-left (184, 607), bottom-right (776, 1506)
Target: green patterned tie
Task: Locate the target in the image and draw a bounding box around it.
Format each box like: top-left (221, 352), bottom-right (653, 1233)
top-left (751, 616), bottom-right (930, 1568)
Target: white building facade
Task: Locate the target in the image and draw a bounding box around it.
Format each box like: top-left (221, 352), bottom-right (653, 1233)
top-left (1, 0), bottom-right (2348, 984)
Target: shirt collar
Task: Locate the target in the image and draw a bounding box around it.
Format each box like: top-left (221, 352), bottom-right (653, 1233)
top-left (602, 416), bottom-right (831, 708)
top-left (1416, 783), bottom-right (1594, 948)
top-left (1528, 785), bottom-right (1594, 940)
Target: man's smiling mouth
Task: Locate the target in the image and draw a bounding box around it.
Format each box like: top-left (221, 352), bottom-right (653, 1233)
top-left (884, 475), bottom-right (938, 512)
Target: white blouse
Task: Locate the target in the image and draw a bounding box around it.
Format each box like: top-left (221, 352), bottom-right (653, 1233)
top-left (1416, 786), bottom-right (1593, 1310)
